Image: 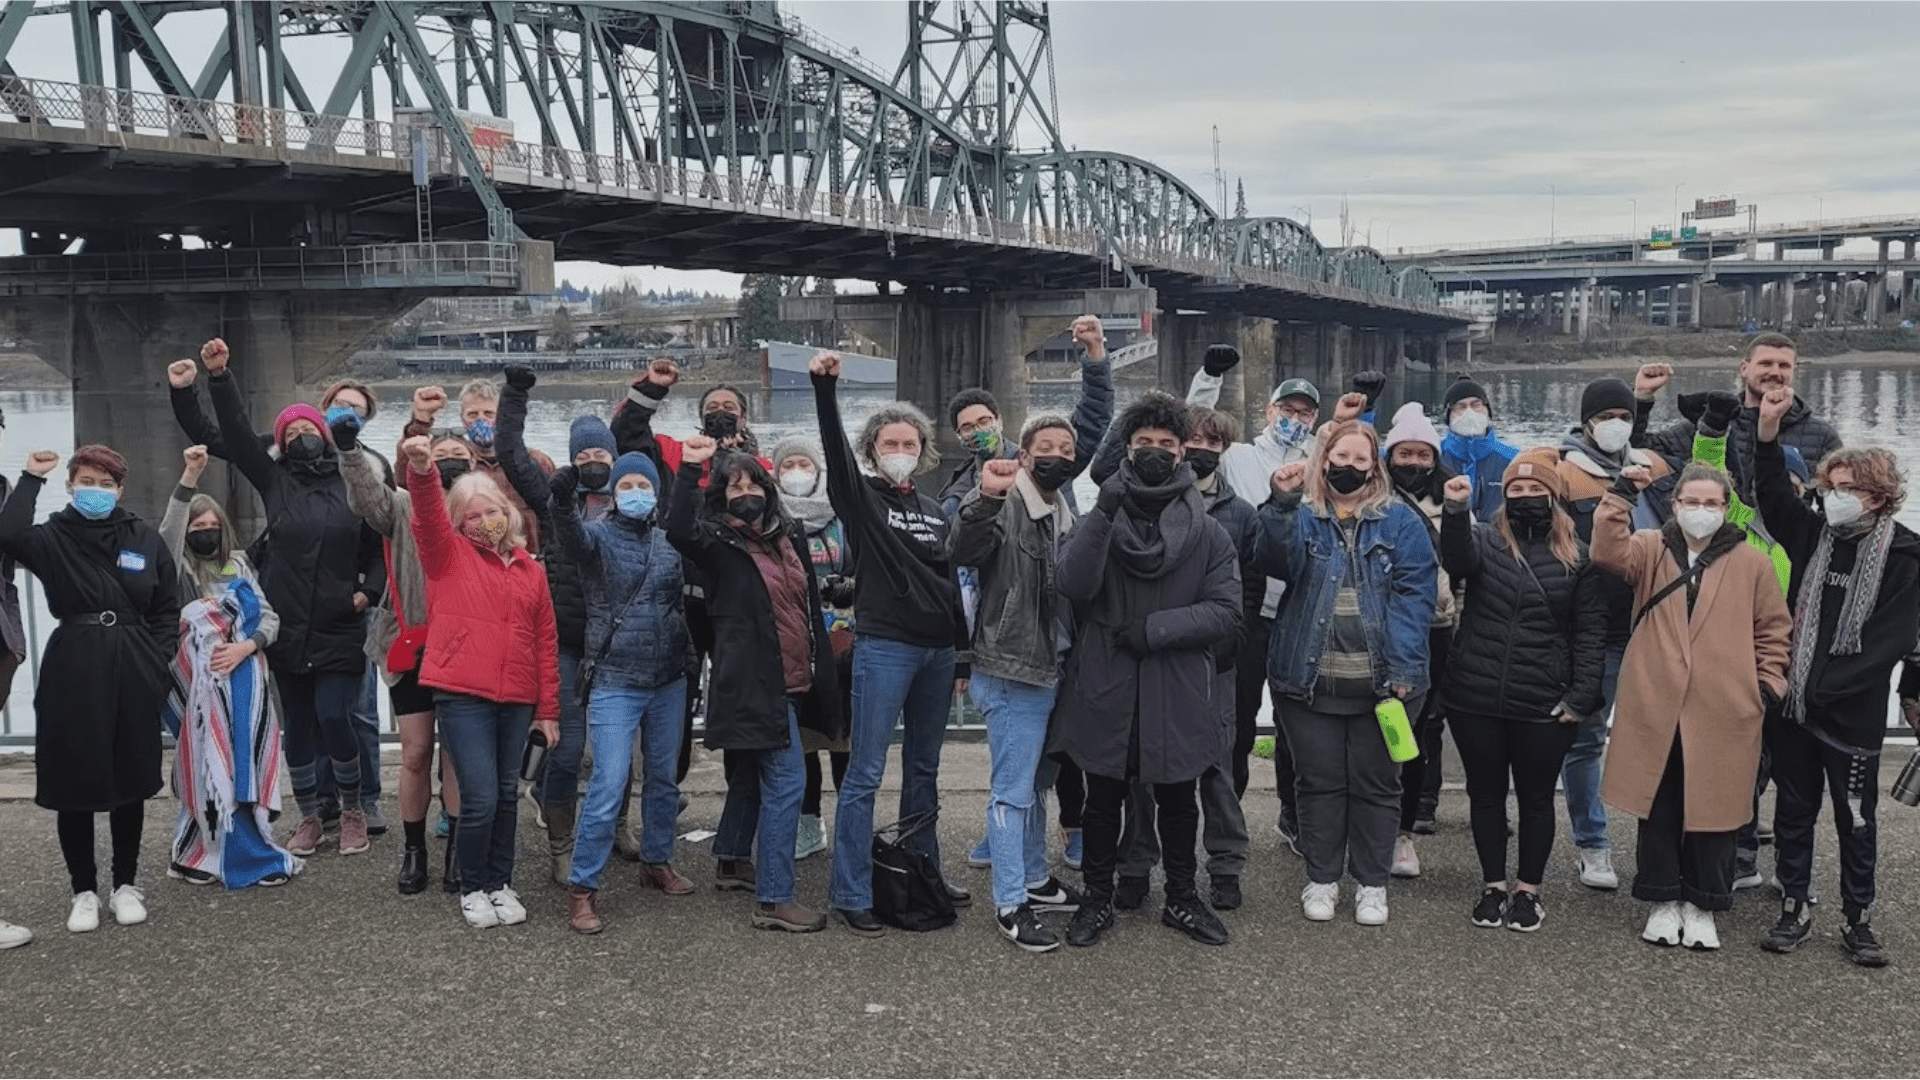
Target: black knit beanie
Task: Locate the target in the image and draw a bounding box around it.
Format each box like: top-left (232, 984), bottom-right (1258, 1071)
top-left (1444, 377), bottom-right (1491, 417)
top-left (1579, 377), bottom-right (1636, 422)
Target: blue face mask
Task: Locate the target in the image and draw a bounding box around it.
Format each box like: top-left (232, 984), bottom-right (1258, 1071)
top-left (1273, 416), bottom-right (1310, 446)
top-left (72, 487), bottom-right (118, 520)
top-left (325, 405), bottom-right (362, 430)
top-left (465, 417), bottom-right (496, 449)
top-left (616, 489), bottom-right (657, 520)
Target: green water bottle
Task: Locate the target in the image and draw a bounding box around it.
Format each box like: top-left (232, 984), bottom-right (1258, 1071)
top-left (1376, 697), bottom-right (1419, 764)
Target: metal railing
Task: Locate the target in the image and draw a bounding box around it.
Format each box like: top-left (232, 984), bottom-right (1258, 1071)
top-left (1403, 212), bottom-right (1920, 258)
top-left (0, 241), bottom-right (522, 294)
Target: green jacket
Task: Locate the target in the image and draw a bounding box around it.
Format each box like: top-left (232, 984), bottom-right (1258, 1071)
top-left (1692, 431), bottom-right (1792, 595)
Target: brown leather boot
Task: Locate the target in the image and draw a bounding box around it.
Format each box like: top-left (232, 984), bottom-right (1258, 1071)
top-left (640, 862), bottom-right (695, 896)
top-left (567, 886), bottom-right (602, 935)
top-left (545, 800), bottom-right (577, 887)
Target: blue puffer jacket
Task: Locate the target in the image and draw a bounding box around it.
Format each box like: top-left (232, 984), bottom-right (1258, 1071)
top-left (550, 496), bottom-right (689, 690)
top-left (1250, 491), bottom-right (1437, 703)
top-left (1439, 429), bottom-right (1519, 523)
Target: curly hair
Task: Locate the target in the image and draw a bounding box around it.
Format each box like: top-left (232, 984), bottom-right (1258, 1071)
top-left (1819, 447), bottom-right (1906, 516)
top-left (1115, 390), bottom-right (1190, 446)
top-left (947, 388), bottom-right (999, 431)
top-left (1019, 414), bottom-right (1073, 450)
top-left (858, 401), bottom-right (941, 478)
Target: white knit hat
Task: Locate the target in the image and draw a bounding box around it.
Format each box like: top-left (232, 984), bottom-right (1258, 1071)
top-left (1384, 402), bottom-right (1442, 452)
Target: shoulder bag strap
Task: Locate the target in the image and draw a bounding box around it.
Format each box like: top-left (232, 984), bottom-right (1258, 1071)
top-left (1632, 554), bottom-right (1711, 632)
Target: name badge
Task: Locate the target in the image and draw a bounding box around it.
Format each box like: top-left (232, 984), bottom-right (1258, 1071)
top-left (118, 550), bottom-right (147, 572)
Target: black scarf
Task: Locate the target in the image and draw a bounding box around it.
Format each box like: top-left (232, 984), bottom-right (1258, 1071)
top-left (1111, 461), bottom-right (1201, 579)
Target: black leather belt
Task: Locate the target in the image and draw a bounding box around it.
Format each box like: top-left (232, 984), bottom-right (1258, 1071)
top-left (63, 611), bottom-right (134, 627)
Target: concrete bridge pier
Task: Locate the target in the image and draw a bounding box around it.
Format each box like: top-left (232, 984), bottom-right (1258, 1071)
top-left (1866, 274), bottom-right (1888, 325)
top-left (1155, 310), bottom-right (1277, 429)
top-left (6, 291), bottom-right (430, 536)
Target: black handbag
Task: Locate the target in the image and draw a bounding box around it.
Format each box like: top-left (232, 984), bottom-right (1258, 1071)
top-left (870, 811), bottom-right (957, 932)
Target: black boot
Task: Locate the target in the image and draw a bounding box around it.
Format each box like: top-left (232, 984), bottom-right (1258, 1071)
top-left (397, 842), bottom-right (429, 895)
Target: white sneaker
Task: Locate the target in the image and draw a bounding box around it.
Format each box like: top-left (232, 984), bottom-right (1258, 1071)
top-left (1390, 834), bottom-right (1421, 878)
top-left (488, 886), bottom-right (527, 926)
top-left (461, 890), bottom-right (501, 929)
top-left (1355, 885), bottom-right (1390, 926)
top-left (1576, 847), bottom-right (1619, 890)
top-left (66, 891), bottom-right (100, 933)
top-left (1301, 881), bottom-right (1338, 922)
top-left (0, 918), bottom-right (32, 949)
top-left (1679, 901), bottom-right (1720, 950)
top-left (1732, 871), bottom-right (1764, 891)
top-left (107, 885), bottom-right (147, 926)
top-left (1641, 900), bottom-right (1683, 946)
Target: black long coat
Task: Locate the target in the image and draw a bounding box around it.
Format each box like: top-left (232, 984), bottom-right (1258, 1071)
top-left (0, 474), bottom-right (177, 811)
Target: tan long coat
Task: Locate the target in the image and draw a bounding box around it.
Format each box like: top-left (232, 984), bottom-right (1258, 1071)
top-left (1591, 493), bottom-right (1791, 832)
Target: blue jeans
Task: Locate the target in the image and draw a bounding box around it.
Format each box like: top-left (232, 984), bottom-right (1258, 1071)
top-left (972, 672), bottom-right (1056, 910)
top-left (539, 653), bottom-right (587, 807)
top-left (435, 693), bottom-right (531, 894)
top-left (280, 670), bottom-right (365, 816)
top-left (1562, 644), bottom-right (1622, 851)
top-left (712, 705), bottom-right (807, 904)
top-left (570, 679), bottom-right (685, 888)
top-left (829, 634), bottom-right (956, 912)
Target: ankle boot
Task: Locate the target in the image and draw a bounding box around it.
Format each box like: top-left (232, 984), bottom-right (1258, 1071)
top-left (545, 799), bottom-right (577, 887)
top-left (567, 886), bottom-right (603, 935)
top-left (397, 842), bottom-right (429, 895)
top-left (441, 828), bottom-right (462, 895)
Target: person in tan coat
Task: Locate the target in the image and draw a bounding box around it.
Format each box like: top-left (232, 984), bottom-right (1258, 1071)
top-left (1591, 461), bottom-right (1791, 953)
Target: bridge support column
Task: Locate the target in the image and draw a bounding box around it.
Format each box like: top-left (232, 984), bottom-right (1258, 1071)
top-left (1689, 278), bottom-right (1702, 327)
top-left (7, 291), bottom-right (429, 536)
top-left (1560, 290), bottom-right (1574, 336)
top-left (1866, 274), bottom-right (1888, 326)
top-left (1156, 311), bottom-right (1275, 431)
top-left (1781, 279), bottom-right (1797, 329)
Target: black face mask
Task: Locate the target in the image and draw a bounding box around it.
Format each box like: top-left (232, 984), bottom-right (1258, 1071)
top-left (576, 462), bottom-right (612, 492)
top-left (285, 433), bottom-right (325, 462)
top-left (1389, 463), bottom-right (1433, 498)
top-left (1130, 446), bottom-right (1178, 487)
top-left (1326, 464), bottom-right (1370, 495)
top-left (1506, 495), bottom-right (1554, 534)
top-left (1027, 455), bottom-right (1075, 492)
top-left (1185, 448), bottom-right (1222, 481)
top-left (435, 458), bottom-right (470, 490)
top-left (186, 529), bottom-right (222, 559)
top-left (728, 494), bottom-right (766, 523)
top-left (702, 411), bottom-right (741, 442)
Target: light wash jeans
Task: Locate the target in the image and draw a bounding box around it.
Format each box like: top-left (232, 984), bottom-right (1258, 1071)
top-left (434, 693), bottom-right (531, 894)
top-left (1562, 645), bottom-right (1623, 851)
top-left (971, 672), bottom-right (1058, 911)
top-left (711, 704), bottom-right (807, 904)
top-left (829, 634), bottom-right (956, 912)
top-left (571, 680), bottom-right (686, 887)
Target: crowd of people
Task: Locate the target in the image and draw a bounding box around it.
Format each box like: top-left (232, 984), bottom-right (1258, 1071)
top-left (0, 327), bottom-right (1912, 969)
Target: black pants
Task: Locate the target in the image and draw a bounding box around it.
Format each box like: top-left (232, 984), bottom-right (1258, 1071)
top-left (1769, 711), bottom-right (1880, 917)
top-left (1233, 618), bottom-right (1273, 797)
top-left (57, 802), bottom-right (144, 895)
top-left (1052, 753), bottom-right (1085, 830)
top-left (1399, 627), bottom-right (1452, 830)
top-left (1451, 711), bottom-right (1577, 886)
top-left (1082, 772), bottom-right (1199, 902)
top-left (1633, 734), bottom-right (1737, 911)
top-left (801, 751), bottom-right (850, 817)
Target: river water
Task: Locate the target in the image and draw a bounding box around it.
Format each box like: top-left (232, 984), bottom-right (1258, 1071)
top-left (2, 356), bottom-right (1916, 736)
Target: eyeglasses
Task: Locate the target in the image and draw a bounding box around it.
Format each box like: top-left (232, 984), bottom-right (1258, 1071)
top-left (1272, 403), bottom-right (1316, 422)
top-left (1675, 498), bottom-right (1727, 511)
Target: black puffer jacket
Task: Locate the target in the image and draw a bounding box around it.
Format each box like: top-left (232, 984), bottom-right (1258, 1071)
top-left (494, 378), bottom-right (585, 652)
top-left (1199, 474), bottom-right (1263, 631)
top-left (210, 371), bottom-right (384, 675)
top-left (1440, 505), bottom-right (1608, 719)
top-left (1641, 393), bottom-right (1842, 503)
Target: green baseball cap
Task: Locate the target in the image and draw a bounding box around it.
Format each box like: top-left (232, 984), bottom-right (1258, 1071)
top-left (1269, 379), bottom-right (1320, 407)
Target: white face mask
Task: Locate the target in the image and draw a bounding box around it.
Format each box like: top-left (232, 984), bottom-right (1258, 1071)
top-left (779, 468), bottom-right (817, 498)
top-left (1449, 409), bottom-right (1490, 438)
top-left (1677, 507), bottom-right (1725, 540)
top-left (877, 453), bottom-right (918, 484)
top-left (1590, 418), bottom-right (1632, 454)
top-left (1825, 490), bottom-right (1867, 528)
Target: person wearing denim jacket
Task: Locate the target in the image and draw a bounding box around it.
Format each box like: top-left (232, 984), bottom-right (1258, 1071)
top-left (1252, 418), bottom-right (1436, 928)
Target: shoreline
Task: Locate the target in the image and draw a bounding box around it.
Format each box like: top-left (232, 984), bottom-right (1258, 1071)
top-left (1459, 349), bottom-right (1920, 374)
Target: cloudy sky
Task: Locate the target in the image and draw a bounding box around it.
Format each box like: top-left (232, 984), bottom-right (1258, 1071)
top-left (4, 1), bottom-right (1914, 293)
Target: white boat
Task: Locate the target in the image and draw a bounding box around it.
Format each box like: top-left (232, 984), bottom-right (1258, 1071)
top-left (762, 340), bottom-right (896, 390)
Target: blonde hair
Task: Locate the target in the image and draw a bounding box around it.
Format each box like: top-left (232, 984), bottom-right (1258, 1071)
top-left (1304, 420), bottom-right (1392, 516)
top-left (445, 471), bottom-right (526, 551)
top-left (1492, 504), bottom-right (1583, 573)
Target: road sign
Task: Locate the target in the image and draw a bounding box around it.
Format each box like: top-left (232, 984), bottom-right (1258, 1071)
top-left (1681, 226), bottom-right (1699, 241)
top-left (1650, 227), bottom-right (1674, 249)
top-left (1695, 197), bottom-right (1738, 220)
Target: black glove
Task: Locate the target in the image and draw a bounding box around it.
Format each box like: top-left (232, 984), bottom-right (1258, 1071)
top-left (549, 464), bottom-right (577, 503)
top-left (1117, 620), bottom-right (1151, 658)
top-left (1700, 390), bottom-right (1741, 436)
top-left (1676, 391), bottom-right (1709, 425)
top-left (504, 365), bottom-right (537, 392)
top-left (1202, 344), bottom-right (1241, 377)
top-left (329, 413), bottom-right (360, 452)
top-left (1350, 370), bottom-right (1388, 410)
top-left (1096, 472), bottom-right (1127, 516)
top-left (822, 574), bottom-right (856, 609)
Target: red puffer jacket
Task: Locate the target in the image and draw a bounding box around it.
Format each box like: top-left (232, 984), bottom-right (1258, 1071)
top-left (406, 463), bottom-right (559, 723)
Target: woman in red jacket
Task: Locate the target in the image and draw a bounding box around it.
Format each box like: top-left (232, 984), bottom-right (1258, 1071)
top-left (401, 435), bottom-right (561, 929)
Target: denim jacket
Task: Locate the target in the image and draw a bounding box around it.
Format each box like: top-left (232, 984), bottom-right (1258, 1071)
top-left (1250, 492), bottom-right (1437, 703)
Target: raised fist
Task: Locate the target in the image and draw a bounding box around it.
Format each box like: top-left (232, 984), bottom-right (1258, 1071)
top-left (549, 464), bottom-right (578, 502)
top-left (199, 338), bottom-right (230, 373)
top-left (25, 450), bottom-right (58, 478)
top-left (1072, 316), bottom-right (1107, 359)
top-left (645, 358), bottom-right (679, 388)
top-left (504, 365), bottom-right (536, 392)
top-left (1202, 344), bottom-right (1240, 377)
top-left (979, 457), bottom-right (1020, 497)
top-left (809, 351), bottom-right (842, 379)
top-left (1331, 392), bottom-right (1368, 424)
top-left (1350, 370), bottom-right (1388, 409)
top-left (329, 411), bottom-right (361, 452)
top-left (400, 435), bottom-right (432, 472)
top-left (1757, 387), bottom-right (1792, 442)
top-left (167, 359), bottom-right (198, 389)
top-left (1634, 362), bottom-right (1673, 400)
top-left (182, 445), bottom-right (209, 481)
top-left (682, 433), bottom-right (718, 465)
top-left (412, 386), bottom-right (448, 422)
top-left (1620, 464), bottom-right (1653, 491)
top-left (1271, 462), bottom-right (1308, 495)
top-left (1443, 475), bottom-right (1473, 502)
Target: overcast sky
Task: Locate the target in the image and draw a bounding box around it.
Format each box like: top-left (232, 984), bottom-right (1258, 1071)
top-left (5, 1), bottom-right (1915, 294)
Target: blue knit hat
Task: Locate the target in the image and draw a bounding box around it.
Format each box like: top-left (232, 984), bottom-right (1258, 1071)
top-left (569, 415), bottom-right (617, 461)
top-left (610, 451), bottom-right (658, 489)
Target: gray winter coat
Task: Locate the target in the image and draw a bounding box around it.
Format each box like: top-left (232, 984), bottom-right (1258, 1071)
top-left (952, 470), bottom-right (1075, 688)
top-left (1051, 473), bottom-right (1242, 784)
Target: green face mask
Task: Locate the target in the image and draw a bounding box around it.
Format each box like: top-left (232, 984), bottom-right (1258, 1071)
top-left (963, 425), bottom-right (1002, 460)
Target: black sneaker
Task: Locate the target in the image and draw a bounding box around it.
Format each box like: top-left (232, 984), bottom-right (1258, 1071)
top-left (166, 863), bottom-right (216, 886)
top-left (997, 903), bottom-right (1061, 953)
top-left (1209, 874), bottom-right (1242, 911)
top-left (943, 881), bottom-right (972, 909)
top-left (1505, 890), bottom-right (1544, 933)
top-left (1761, 898), bottom-right (1813, 954)
top-left (1843, 920), bottom-right (1889, 968)
top-left (1113, 875), bottom-right (1151, 910)
top-left (1410, 815), bottom-right (1437, 836)
top-left (1162, 894), bottom-right (1230, 946)
top-left (1066, 899), bottom-right (1115, 948)
top-left (1471, 887), bottom-right (1508, 929)
top-left (1026, 876), bottom-right (1083, 913)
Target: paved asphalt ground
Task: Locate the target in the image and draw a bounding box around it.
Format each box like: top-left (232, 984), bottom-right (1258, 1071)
top-left (0, 742), bottom-right (1914, 1077)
